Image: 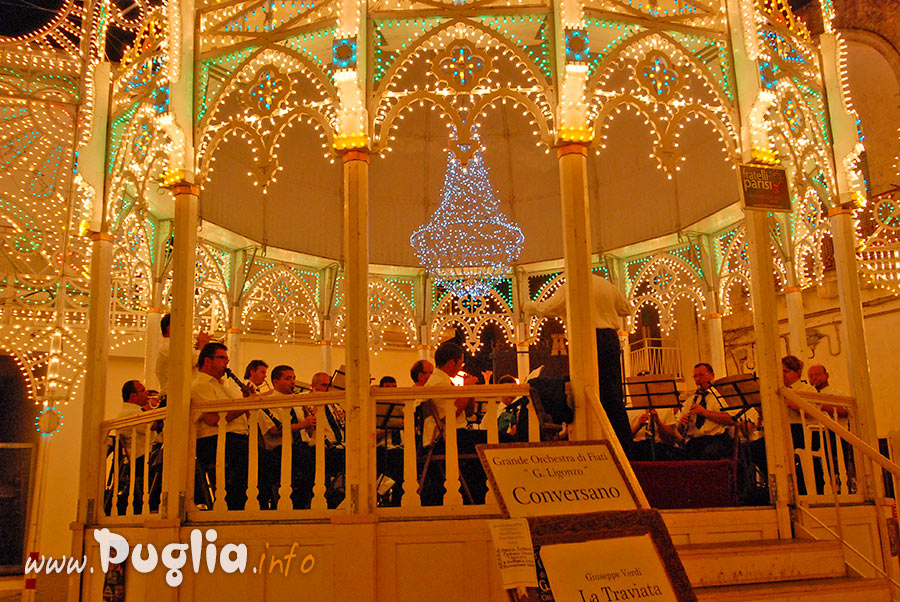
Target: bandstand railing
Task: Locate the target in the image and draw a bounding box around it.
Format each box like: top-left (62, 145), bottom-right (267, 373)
top-left (629, 339), bottom-right (682, 378)
top-left (97, 384), bottom-right (540, 523)
top-left (782, 389), bottom-right (900, 590)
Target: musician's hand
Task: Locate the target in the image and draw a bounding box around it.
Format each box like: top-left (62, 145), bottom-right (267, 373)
top-left (303, 415), bottom-right (317, 429)
top-left (678, 412), bottom-right (690, 426)
top-left (462, 373), bottom-right (478, 386)
top-left (688, 404), bottom-right (708, 417)
top-left (636, 411), bottom-right (651, 426)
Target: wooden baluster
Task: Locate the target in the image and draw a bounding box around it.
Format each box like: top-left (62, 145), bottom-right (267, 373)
top-left (443, 398), bottom-right (463, 506)
top-left (248, 411), bottom-right (260, 512)
top-left (486, 400), bottom-right (499, 445)
top-left (277, 408), bottom-right (292, 512)
top-left (142, 423), bottom-right (151, 514)
top-left (401, 401), bottom-right (419, 509)
top-left (311, 405), bottom-right (327, 510)
top-left (126, 427), bottom-right (136, 517)
top-left (112, 430), bottom-right (121, 517)
top-left (213, 413), bottom-right (226, 512)
top-left (528, 396), bottom-right (540, 442)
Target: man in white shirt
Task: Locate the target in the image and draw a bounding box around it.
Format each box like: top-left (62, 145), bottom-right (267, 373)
top-left (419, 341), bottom-right (482, 506)
top-left (244, 359), bottom-right (270, 394)
top-left (155, 313), bottom-right (209, 402)
top-left (669, 363), bottom-right (735, 460)
top-left (524, 273), bottom-right (632, 452)
top-left (192, 342), bottom-right (248, 510)
top-left (113, 380), bottom-right (150, 514)
top-left (256, 365), bottom-right (316, 509)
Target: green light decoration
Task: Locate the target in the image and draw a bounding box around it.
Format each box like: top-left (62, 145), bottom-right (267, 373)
top-left (411, 135), bottom-right (524, 299)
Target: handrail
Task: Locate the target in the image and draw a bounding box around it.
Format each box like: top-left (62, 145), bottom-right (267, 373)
top-left (794, 505), bottom-right (900, 589)
top-left (782, 388), bottom-right (900, 480)
top-left (586, 387), bottom-right (650, 508)
top-left (101, 407), bottom-right (166, 430)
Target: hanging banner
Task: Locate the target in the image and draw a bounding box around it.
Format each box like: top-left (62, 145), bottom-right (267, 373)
top-left (738, 164), bottom-right (792, 212)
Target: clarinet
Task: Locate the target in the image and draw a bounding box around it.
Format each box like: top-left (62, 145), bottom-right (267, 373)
top-left (224, 368), bottom-right (253, 397)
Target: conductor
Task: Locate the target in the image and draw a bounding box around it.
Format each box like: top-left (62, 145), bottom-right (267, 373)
top-left (524, 272), bottom-right (632, 452)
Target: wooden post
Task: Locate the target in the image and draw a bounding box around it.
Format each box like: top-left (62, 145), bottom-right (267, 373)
top-left (784, 286), bottom-right (808, 360)
top-left (707, 313), bottom-right (727, 377)
top-left (342, 149), bottom-right (373, 514)
top-left (160, 181), bottom-right (200, 520)
top-left (556, 143), bottom-right (601, 441)
top-left (744, 210), bottom-right (793, 537)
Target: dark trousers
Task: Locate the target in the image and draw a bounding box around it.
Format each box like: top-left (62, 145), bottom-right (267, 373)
top-left (116, 455), bottom-right (144, 515)
top-left (683, 433), bottom-right (733, 461)
top-left (418, 430), bottom-right (488, 506)
top-left (376, 446), bottom-right (405, 507)
top-left (596, 328), bottom-right (632, 454)
top-left (195, 433), bottom-right (249, 510)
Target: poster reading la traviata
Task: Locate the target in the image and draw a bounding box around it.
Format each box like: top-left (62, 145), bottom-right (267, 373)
top-left (539, 536), bottom-right (678, 602)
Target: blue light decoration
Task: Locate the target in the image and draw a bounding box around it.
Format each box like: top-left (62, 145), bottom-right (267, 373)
top-left (411, 135), bottom-right (524, 298)
top-left (35, 406), bottom-right (64, 437)
top-left (565, 28), bottom-right (590, 64)
top-left (332, 36), bottom-right (358, 71)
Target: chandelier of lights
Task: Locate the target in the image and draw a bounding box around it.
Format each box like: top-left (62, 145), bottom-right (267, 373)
top-left (411, 137), bottom-right (524, 298)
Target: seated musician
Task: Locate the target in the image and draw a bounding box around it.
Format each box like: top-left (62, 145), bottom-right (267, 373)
top-left (628, 405), bottom-right (682, 462)
top-left (376, 376), bottom-right (404, 506)
top-left (299, 372), bottom-right (346, 508)
top-left (192, 343), bottom-right (249, 511)
top-left (256, 365), bottom-right (316, 509)
top-left (664, 363), bottom-right (735, 461)
top-left (497, 375), bottom-right (528, 443)
top-left (418, 341), bottom-right (487, 506)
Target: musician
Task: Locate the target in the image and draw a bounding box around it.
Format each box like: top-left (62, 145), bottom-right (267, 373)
top-left (192, 343), bottom-right (249, 510)
top-left (112, 380), bottom-right (150, 515)
top-left (418, 341), bottom-right (485, 506)
top-left (410, 360), bottom-right (434, 386)
top-left (302, 372), bottom-right (346, 508)
top-left (244, 359), bottom-right (270, 394)
top-left (256, 365), bottom-right (316, 509)
top-left (497, 375), bottom-right (528, 443)
top-left (668, 363), bottom-right (735, 461)
top-left (156, 313), bottom-right (209, 403)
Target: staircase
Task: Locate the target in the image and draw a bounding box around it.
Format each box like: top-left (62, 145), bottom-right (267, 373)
top-left (678, 538), bottom-right (892, 601)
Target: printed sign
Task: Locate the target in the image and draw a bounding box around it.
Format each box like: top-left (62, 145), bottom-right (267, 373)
top-left (478, 441), bottom-right (639, 517)
top-left (738, 164), bottom-right (792, 212)
top-left (488, 519), bottom-right (539, 590)
top-left (540, 536), bottom-right (678, 602)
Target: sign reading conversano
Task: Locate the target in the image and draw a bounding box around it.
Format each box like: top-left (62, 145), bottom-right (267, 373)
top-left (478, 441), bottom-right (639, 517)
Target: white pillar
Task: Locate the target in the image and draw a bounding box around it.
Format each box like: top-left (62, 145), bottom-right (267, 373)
top-left (707, 313), bottom-right (727, 377)
top-left (75, 232), bottom-right (114, 525)
top-left (144, 308), bottom-right (162, 388)
top-left (321, 319), bottom-right (333, 374)
top-left (417, 324), bottom-right (430, 360)
top-left (784, 286), bottom-right (809, 361)
top-left (160, 181), bottom-right (200, 519)
top-left (225, 328), bottom-right (241, 371)
top-left (515, 322), bottom-right (530, 380)
top-left (829, 209), bottom-right (876, 445)
top-left (556, 143), bottom-right (600, 441)
top-left (745, 210), bottom-right (793, 537)
top-left (342, 150), bottom-right (373, 514)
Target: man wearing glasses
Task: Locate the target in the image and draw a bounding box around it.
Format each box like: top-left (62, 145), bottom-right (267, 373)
top-left (192, 342), bottom-right (249, 510)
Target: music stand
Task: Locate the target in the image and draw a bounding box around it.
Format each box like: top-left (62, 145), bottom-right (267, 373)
top-left (330, 365), bottom-right (346, 391)
top-left (624, 374), bottom-right (681, 460)
top-left (712, 373), bottom-right (760, 421)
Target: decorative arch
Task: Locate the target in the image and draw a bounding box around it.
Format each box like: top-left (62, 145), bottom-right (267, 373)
top-left (429, 286), bottom-right (514, 352)
top-left (627, 252), bottom-right (709, 333)
top-left (240, 265), bottom-right (322, 343)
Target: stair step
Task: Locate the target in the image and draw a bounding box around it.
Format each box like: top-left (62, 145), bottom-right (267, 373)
top-left (677, 539), bottom-right (845, 587)
top-left (694, 576), bottom-right (892, 602)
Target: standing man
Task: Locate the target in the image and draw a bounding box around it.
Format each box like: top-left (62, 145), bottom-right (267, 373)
top-left (524, 273), bottom-right (633, 451)
top-left (192, 342), bottom-right (248, 510)
top-left (410, 360), bottom-right (434, 386)
top-left (113, 380), bottom-right (150, 514)
top-left (156, 313), bottom-right (210, 403)
top-left (808, 364), bottom-right (845, 396)
top-left (419, 341), bottom-right (483, 506)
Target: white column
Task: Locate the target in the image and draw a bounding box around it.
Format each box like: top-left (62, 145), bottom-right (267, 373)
top-left (707, 313), bottom-right (727, 377)
top-left (342, 150), bottom-right (373, 514)
top-left (619, 330), bottom-right (632, 379)
top-left (160, 181), bottom-right (200, 519)
top-left (321, 319), bottom-right (333, 373)
top-left (745, 211), bottom-right (793, 537)
top-left (75, 232), bottom-right (114, 525)
top-left (225, 328), bottom-right (241, 371)
top-left (515, 322), bottom-right (530, 380)
top-left (829, 209), bottom-right (876, 445)
top-left (556, 143), bottom-right (600, 441)
top-left (417, 324), bottom-right (430, 361)
top-left (144, 308), bottom-right (162, 388)
top-left (784, 286), bottom-right (808, 361)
